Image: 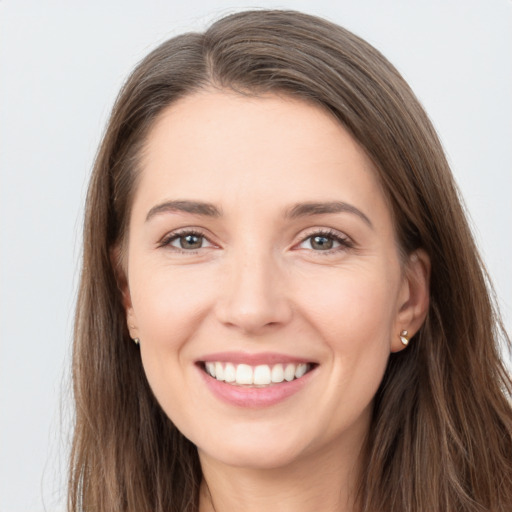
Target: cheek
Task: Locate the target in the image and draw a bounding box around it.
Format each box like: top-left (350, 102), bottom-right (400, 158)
top-left (130, 262), bottom-right (217, 345)
top-left (129, 264), bottom-right (218, 425)
top-left (297, 264), bottom-right (399, 344)
top-left (297, 268), bottom-right (397, 427)
top-left (298, 264), bottom-right (398, 398)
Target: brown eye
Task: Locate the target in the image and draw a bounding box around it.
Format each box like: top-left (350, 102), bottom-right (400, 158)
top-left (297, 230), bottom-right (352, 253)
top-left (310, 235), bottom-right (334, 250)
top-left (179, 234), bottom-right (203, 249)
top-left (166, 231), bottom-right (212, 251)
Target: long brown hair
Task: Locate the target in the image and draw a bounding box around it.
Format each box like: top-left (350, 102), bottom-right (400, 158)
top-left (69, 9), bottom-right (512, 511)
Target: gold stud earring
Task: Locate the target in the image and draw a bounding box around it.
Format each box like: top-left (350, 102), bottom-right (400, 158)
top-left (133, 338), bottom-right (140, 345)
top-left (399, 330), bottom-right (409, 346)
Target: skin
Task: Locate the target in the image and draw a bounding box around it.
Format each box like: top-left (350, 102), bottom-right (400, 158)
top-left (122, 90), bottom-right (430, 512)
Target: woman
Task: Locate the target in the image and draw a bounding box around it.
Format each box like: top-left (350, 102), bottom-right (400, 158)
top-left (68, 9), bottom-right (512, 512)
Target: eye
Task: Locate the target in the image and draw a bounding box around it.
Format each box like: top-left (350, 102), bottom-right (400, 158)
top-left (306, 234), bottom-right (338, 251)
top-left (297, 230), bottom-right (353, 252)
top-left (160, 230), bottom-right (214, 251)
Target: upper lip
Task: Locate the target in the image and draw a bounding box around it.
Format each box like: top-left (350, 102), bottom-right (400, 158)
top-left (197, 351), bottom-right (317, 366)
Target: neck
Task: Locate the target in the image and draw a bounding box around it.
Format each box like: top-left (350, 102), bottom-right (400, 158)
top-left (198, 433), bottom-right (366, 512)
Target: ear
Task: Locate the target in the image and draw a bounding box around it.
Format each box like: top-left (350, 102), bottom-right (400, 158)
top-left (391, 249), bottom-right (430, 353)
top-left (110, 245), bottom-right (139, 340)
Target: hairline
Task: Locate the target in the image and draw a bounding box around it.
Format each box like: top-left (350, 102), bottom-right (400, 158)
top-left (115, 85), bottom-right (408, 274)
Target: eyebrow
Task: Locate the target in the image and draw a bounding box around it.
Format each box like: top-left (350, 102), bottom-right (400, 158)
top-left (145, 199), bottom-right (372, 228)
top-left (285, 201), bottom-right (373, 228)
top-left (145, 200), bottom-right (222, 222)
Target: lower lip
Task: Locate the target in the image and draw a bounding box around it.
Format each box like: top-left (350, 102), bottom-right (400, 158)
top-left (198, 366), bottom-right (316, 408)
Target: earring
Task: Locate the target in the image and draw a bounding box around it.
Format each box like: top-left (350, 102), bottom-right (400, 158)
top-left (399, 330), bottom-right (409, 346)
top-left (133, 338), bottom-right (140, 345)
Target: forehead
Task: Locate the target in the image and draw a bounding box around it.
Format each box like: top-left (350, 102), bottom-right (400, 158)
top-left (135, 90), bottom-right (390, 225)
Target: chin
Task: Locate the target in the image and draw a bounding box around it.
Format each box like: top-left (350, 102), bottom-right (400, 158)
top-left (200, 442), bottom-right (304, 471)
top-left (194, 422), bottom-right (317, 471)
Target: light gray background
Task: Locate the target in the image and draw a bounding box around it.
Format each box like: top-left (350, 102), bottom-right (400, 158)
top-left (1, 1), bottom-right (510, 511)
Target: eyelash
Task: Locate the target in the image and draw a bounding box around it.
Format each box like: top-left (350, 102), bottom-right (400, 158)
top-left (158, 228), bottom-right (354, 255)
top-left (158, 229), bottom-right (211, 254)
top-left (297, 229), bottom-right (354, 254)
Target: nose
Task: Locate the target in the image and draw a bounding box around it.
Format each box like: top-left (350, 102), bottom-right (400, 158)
top-left (214, 249), bottom-right (293, 335)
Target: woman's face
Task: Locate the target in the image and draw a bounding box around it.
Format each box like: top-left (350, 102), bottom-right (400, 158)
top-left (123, 90), bottom-right (428, 470)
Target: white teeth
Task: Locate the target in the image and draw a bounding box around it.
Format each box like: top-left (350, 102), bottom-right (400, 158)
top-left (284, 364), bottom-right (296, 382)
top-left (271, 364), bottom-right (284, 383)
top-left (205, 362), bottom-right (216, 377)
top-left (295, 363), bottom-right (308, 378)
top-left (224, 363), bottom-right (236, 382)
top-left (205, 362), bottom-right (311, 385)
top-left (235, 364), bottom-right (253, 385)
top-left (215, 362), bottom-right (224, 381)
top-left (253, 365), bottom-right (271, 385)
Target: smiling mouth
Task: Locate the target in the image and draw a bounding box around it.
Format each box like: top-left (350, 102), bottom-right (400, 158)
top-left (200, 361), bottom-right (316, 387)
